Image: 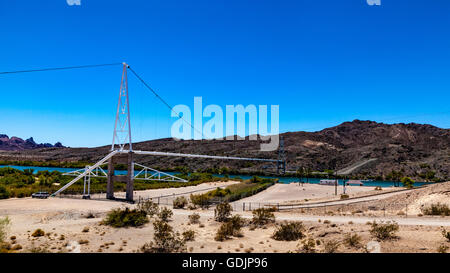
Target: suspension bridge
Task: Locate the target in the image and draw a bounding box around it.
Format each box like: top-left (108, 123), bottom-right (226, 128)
top-left (1, 62), bottom-right (286, 202)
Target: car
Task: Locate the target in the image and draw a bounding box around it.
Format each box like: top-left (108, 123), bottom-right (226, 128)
top-left (32, 192), bottom-right (50, 199)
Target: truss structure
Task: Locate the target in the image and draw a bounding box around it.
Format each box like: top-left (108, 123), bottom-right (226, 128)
top-left (111, 63), bottom-right (132, 151)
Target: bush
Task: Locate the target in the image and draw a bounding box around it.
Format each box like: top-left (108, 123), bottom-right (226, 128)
top-left (340, 194), bottom-right (349, 199)
top-left (298, 238), bottom-right (316, 253)
top-left (190, 194), bottom-right (210, 209)
top-left (214, 215), bottom-right (244, 241)
top-left (158, 207), bottom-right (173, 222)
top-left (370, 221), bottom-right (399, 240)
top-left (344, 233), bottom-right (362, 248)
top-left (103, 208), bottom-right (149, 228)
top-left (188, 213), bottom-right (200, 224)
top-left (173, 196), bottom-right (188, 209)
top-left (0, 217), bottom-right (10, 244)
top-left (0, 186), bottom-right (10, 199)
top-left (323, 239), bottom-right (340, 253)
top-left (422, 203), bottom-right (450, 216)
top-left (214, 202), bottom-right (232, 222)
top-left (137, 199), bottom-right (159, 218)
top-left (442, 228), bottom-right (450, 242)
top-left (32, 229), bottom-right (45, 237)
top-left (272, 222), bottom-right (305, 241)
top-left (401, 177), bottom-right (415, 188)
top-left (139, 219), bottom-right (186, 253)
top-left (182, 230), bottom-right (195, 241)
top-left (437, 245), bottom-right (448, 253)
top-left (251, 208), bottom-right (275, 227)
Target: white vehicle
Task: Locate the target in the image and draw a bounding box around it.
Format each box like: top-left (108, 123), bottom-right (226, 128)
top-left (319, 179), bottom-right (336, 186)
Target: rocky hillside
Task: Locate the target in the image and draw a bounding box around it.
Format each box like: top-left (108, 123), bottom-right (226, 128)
top-left (0, 134), bottom-right (63, 151)
top-left (0, 120), bottom-right (448, 180)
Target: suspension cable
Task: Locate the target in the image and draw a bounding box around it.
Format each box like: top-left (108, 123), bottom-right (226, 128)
top-left (0, 63), bottom-right (123, 75)
top-left (127, 66), bottom-right (204, 139)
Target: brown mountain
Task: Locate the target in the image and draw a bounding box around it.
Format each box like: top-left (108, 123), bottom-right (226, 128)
top-left (0, 120), bottom-right (448, 180)
top-left (0, 134), bottom-right (64, 151)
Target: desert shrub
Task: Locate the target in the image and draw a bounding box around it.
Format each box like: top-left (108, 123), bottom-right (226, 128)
top-left (251, 208), bottom-right (275, 227)
top-left (158, 207), bottom-right (173, 222)
top-left (190, 194), bottom-right (210, 209)
top-left (374, 186), bottom-right (382, 191)
top-left (173, 196), bottom-right (188, 209)
top-left (422, 203), bottom-right (450, 216)
top-left (298, 238), bottom-right (316, 253)
top-left (214, 215), bottom-right (244, 241)
top-left (437, 245), bottom-right (448, 253)
top-left (214, 202), bottom-right (232, 222)
top-left (32, 229), bottom-right (45, 237)
top-left (188, 213), bottom-right (200, 224)
top-left (442, 228), bottom-right (450, 242)
top-left (139, 219), bottom-right (186, 253)
top-left (137, 199), bottom-right (159, 218)
top-left (370, 221), bottom-right (399, 240)
top-left (340, 194), bottom-right (349, 199)
top-left (182, 230), bottom-right (195, 241)
top-left (344, 233), bottom-right (362, 248)
top-left (103, 208), bottom-right (149, 228)
top-left (323, 239), bottom-right (340, 253)
top-left (272, 222), bottom-right (305, 241)
top-left (0, 217), bottom-right (10, 242)
top-left (82, 227), bottom-right (89, 233)
top-left (0, 186), bottom-right (10, 199)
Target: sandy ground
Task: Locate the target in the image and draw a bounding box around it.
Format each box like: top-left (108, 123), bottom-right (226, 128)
top-left (235, 183), bottom-right (402, 205)
top-left (1, 181), bottom-right (450, 253)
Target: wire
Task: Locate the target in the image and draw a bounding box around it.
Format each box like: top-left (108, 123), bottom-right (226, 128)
top-left (0, 63), bottom-right (123, 75)
top-left (127, 66), bottom-right (204, 139)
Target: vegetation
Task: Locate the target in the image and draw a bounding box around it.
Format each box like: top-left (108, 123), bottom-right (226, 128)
top-left (323, 239), bottom-right (340, 253)
top-left (442, 228), bottom-right (450, 242)
top-left (0, 217), bottom-right (11, 252)
top-left (172, 196), bottom-right (188, 209)
top-left (182, 230), bottom-right (195, 241)
top-left (214, 215), bottom-right (245, 241)
top-left (251, 207), bottom-right (275, 227)
top-left (214, 202), bottom-right (232, 222)
top-left (298, 238), bottom-right (316, 253)
top-left (103, 208), bottom-right (149, 228)
top-left (344, 233), bottom-right (362, 248)
top-left (272, 222), bottom-right (305, 241)
top-left (0, 167), bottom-right (236, 199)
top-left (422, 203), bottom-right (450, 216)
top-left (401, 177), bottom-right (415, 188)
top-left (137, 199), bottom-right (159, 218)
top-left (188, 213), bottom-right (200, 224)
top-left (31, 229), bottom-right (45, 237)
top-left (158, 207), bottom-right (173, 222)
top-left (191, 176), bottom-right (276, 205)
top-left (139, 209), bottom-right (186, 253)
top-left (369, 221), bottom-right (399, 240)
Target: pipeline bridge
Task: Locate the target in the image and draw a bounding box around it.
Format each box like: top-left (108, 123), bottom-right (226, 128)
top-left (2, 62), bottom-right (286, 202)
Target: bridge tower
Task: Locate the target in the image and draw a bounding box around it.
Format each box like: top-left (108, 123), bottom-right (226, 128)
top-left (277, 136), bottom-right (286, 175)
top-left (107, 63), bottom-right (135, 202)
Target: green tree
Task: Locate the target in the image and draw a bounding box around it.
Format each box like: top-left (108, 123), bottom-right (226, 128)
top-left (401, 177), bottom-right (415, 189)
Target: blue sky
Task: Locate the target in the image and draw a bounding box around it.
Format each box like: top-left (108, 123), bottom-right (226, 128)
top-left (0, 0), bottom-right (449, 147)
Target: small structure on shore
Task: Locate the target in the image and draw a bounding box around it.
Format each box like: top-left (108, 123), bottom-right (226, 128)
top-left (345, 180), bottom-right (364, 186)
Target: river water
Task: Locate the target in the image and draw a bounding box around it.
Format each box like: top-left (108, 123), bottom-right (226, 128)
top-left (0, 165), bottom-right (432, 188)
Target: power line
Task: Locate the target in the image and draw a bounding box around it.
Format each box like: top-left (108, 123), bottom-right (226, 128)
top-left (127, 66), bottom-right (204, 139)
top-left (0, 63), bottom-right (123, 75)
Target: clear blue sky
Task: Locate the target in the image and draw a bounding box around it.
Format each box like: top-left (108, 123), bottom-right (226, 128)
top-left (0, 0), bottom-right (449, 147)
